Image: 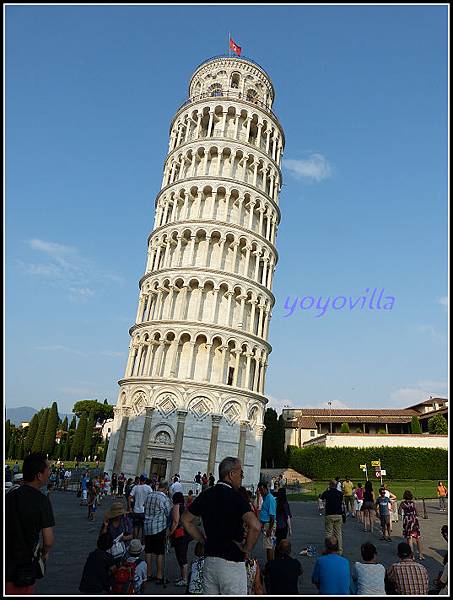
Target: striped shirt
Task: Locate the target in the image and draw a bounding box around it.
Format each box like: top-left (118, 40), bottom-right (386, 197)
top-left (387, 558), bottom-right (429, 595)
top-left (143, 491), bottom-right (172, 536)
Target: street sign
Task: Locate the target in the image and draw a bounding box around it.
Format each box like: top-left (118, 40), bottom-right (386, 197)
top-left (360, 464), bottom-right (367, 469)
top-left (371, 460), bottom-right (381, 467)
top-left (380, 469), bottom-right (386, 476)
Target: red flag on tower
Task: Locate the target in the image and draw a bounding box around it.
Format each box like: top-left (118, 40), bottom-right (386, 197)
top-left (229, 37), bottom-right (242, 56)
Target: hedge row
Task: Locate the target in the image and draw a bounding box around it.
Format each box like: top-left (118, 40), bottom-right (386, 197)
top-left (287, 445), bottom-right (448, 480)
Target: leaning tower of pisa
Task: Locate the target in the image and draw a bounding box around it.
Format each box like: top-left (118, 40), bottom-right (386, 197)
top-left (105, 55), bottom-right (284, 486)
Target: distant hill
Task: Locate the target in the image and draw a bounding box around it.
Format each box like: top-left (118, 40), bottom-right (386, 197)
top-left (6, 406), bottom-right (38, 426)
top-left (6, 406), bottom-right (74, 426)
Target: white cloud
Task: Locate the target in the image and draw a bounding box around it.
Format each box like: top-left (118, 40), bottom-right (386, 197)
top-left (283, 154), bottom-right (332, 182)
top-left (35, 344), bottom-right (89, 357)
top-left (100, 350), bottom-right (125, 358)
top-left (417, 325), bottom-right (447, 343)
top-left (389, 381), bottom-right (447, 408)
top-left (438, 296), bottom-right (448, 308)
top-left (18, 238), bottom-right (123, 301)
top-left (267, 395), bottom-right (349, 414)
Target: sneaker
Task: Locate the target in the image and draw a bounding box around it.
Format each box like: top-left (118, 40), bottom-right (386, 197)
top-left (175, 579), bottom-right (187, 587)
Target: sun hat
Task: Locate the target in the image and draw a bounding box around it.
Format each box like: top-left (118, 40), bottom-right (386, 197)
top-left (128, 539), bottom-right (144, 556)
top-left (105, 502), bottom-right (127, 520)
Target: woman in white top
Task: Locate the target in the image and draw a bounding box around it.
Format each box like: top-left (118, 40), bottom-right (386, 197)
top-left (352, 542), bottom-right (386, 595)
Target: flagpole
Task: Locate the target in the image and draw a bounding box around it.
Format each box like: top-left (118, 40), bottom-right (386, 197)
top-left (228, 31), bottom-right (231, 57)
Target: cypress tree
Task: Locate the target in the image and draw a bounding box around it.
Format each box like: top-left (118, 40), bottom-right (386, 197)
top-left (61, 416), bottom-right (68, 432)
top-left (71, 411), bottom-right (88, 459)
top-left (5, 420), bottom-right (11, 453)
top-left (102, 437), bottom-right (109, 461)
top-left (32, 409), bottom-right (49, 453)
top-left (8, 432), bottom-right (16, 459)
top-left (411, 415), bottom-right (422, 434)
top-left (17, 439), bottom-right (24, 460)
top-left (43, 402), bottom-right (59, 456)
top-left (24, 412), bottom-right (40, 454)
top-left (65, 436), bottom-right (72, 460)
top-left (69, 415), bottom-right (77, 431)
top-left (83, 409), bottom-right (96, 458)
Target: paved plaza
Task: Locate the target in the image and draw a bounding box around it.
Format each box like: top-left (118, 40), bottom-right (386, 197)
top-left (35, 491), bottom-right (448, 595)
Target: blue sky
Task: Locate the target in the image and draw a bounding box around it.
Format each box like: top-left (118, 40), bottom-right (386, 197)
top-left (6, 5), bottom-right (448, 416)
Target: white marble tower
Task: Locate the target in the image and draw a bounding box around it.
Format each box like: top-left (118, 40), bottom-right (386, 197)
top-left (105, 55), bottom-right (284, 486)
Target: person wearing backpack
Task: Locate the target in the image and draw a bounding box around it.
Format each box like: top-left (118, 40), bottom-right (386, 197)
top-left (79, 533), bottom-right (115, 594)
top-left (111, 539), bottom-right (147, 594)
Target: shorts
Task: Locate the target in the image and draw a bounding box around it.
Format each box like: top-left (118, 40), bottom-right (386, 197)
top-left (145, 529), bottom-right (166, 555)
top-left (261, 523), bottom-right (276, 551)
top-left (361, 501), bottom-right (375, 510)
top-left (380, 514), bottom-right (390, 528)
top-left (133, 512), bottom-right (145, 527)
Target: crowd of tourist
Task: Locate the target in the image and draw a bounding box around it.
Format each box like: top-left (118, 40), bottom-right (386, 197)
top-left (4, 455), bottom-right (449, 595)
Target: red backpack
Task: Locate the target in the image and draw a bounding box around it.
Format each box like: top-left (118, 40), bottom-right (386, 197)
top-left (112, 559), bottom-right (137, 594)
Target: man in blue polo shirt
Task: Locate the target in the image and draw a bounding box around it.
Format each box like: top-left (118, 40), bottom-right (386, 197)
top-left (258, 482), bottom-right (277, 562)
top-left (312, 535), bottom-right (351, 594)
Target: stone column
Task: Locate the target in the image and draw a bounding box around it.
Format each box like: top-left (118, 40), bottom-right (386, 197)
top-left (218, 345), bottom-right (229, 384)
top-left (136, 407), bottom-right (155, 476)
top-left (211, 288), bottom-right (220, 322)
top-left (248, 200), bottom-right (256, 229)
top-left (249, 300), bottom-right (257, 335)
top-left (232, 348), bottom-right (241, 387)
top-left (135, 294), bottom-right (145, 324)
top-left (186, 341), bottom-right (196, 379)
top-left (207, 414), bottom-right (223, 475)
top-left (113, 407), bottom-right (131, 474)
top-left (172, 410), bottom-right (188, 476)
top-left (169, 339), bottom-right (180, 377)
top-left (207, 109), bottom-right (214, 138)
top-left (244, 352), bottom-right (253, 389)
top-left (238, 420), bottom-right (249, 465)
top-left (125, 344), bottom-right (136, 378)
top-left (203, 343), bottom-right (212, 382)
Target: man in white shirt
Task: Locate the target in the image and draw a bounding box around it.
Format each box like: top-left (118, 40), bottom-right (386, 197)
top-left (129, 475), bottom-right (152, 540)
top-left (64, 469), bottom-right (71, 491)
top-left (169, 475), bottom-right (183, 499)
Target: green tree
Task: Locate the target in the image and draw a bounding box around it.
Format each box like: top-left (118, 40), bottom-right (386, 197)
top-left (410, 416), bottom-right (422, 434)
top-left (32, 409), bottom-right (49, 453)
top-left (428, 414), bottom-right (448, 435)
top-left (8, 429), bottom-right (16, 459)
top-left (262, 408), bottom-right (281, 468)
top-left (60, 416), bottom-right (68, 432)
top-left (24, 412), bottom-right (40, 454)
top-left (5, 420), bottom-right (11, 452)
top-left (340, 422), bottom-right (350, 433)
top-left (72, 400), bottom-right (113, 426)
top-left (69, 415), bottom-right (77, 431)
top-left (102, 436), bottom-right (109, 461)
top-left (43, 402), bottom-right (59, 456)
top-left (71, 411), bottom-right (88, 459)
top-left (83, 409), bottom-right (96, 458)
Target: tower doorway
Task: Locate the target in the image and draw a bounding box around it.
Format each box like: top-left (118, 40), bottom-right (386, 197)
top-left (150, 458), bottom-right (167, 480)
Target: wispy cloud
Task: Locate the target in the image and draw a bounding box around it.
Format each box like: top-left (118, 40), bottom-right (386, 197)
top-left (100, 350), bottom-right (125, 358)
top-left (35, 344), bottom-right (89, 357)
top-left (438, 296), bottom-right (448, 308)
top-left (417, 324), bottom-right (447, 344)
top-left (267, 395), bottom-right (349, 415)
top-left (389, 381), bottom-right (447, 407)
top-left (283, 154), bottom-right (332, 182)
top-left (17, 238), bottom-right (124, 301)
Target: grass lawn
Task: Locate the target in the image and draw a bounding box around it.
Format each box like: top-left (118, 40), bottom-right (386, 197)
top-left (287, 480), bottom-right (448, 501)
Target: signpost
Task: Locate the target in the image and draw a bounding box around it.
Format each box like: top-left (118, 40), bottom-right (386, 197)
top-left (372, 459), bottom-right (383, 484)
top-left (360, 463), bottom-right (368, 481)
